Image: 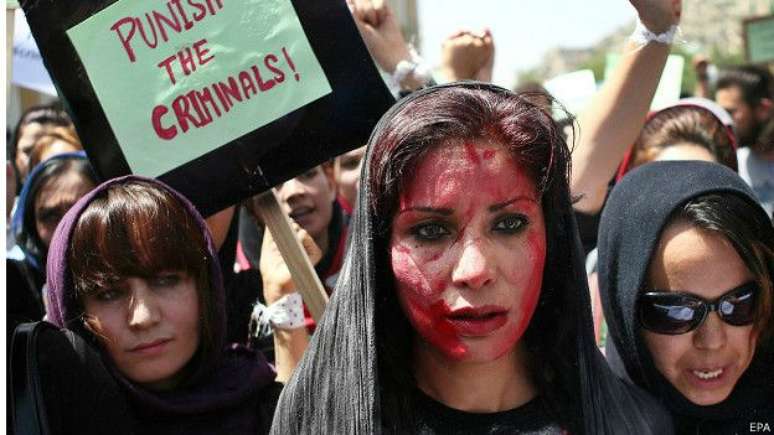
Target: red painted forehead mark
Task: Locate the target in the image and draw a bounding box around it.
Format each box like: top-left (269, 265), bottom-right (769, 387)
top-left (463, 142), bottom-right (481, 165)
top-left (397, 141), bottom-right (538, 214)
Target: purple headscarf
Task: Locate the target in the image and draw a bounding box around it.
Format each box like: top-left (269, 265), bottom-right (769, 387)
top-left (44, 175), bottom-right (275, 426)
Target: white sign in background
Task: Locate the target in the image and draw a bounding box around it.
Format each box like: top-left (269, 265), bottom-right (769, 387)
top-left (12, 8), bottom-right (57, 96)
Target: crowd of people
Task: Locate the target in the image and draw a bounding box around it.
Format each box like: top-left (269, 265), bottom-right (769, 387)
top-left (6, 0), bottom-right (773, 433)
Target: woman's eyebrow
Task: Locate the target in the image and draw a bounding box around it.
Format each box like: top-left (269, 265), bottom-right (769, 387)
top-left (489, 195), bottom-right (537, 212)
top-left (397, 206), bottom-right (453, 216)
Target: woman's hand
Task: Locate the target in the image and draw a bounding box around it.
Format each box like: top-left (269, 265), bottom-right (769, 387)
top-left (629, 0), bottom-right (681, 33)
top-left (440, 29), bottom-right (494, 82)
top-left (347, 0), bottom-right (411, 74)
top-left (259, 219), bottom-right (322, 305)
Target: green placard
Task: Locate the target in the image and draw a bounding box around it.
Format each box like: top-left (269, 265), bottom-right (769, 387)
top-left (67, 0), bottom-right (332, 177)
top-left (745, 15), bottom-right (774, 64)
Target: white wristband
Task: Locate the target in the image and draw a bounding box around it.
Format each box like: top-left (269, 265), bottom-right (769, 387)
top-left (629, 19), bottom-right (679, 46)
top-left (249, 293), bottom-right (305, 339)
top-left (389, 44), bottom-right (433, 90)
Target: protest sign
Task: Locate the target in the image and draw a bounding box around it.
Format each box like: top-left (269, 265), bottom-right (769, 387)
top-left (21, 0), bottom-right (394, 216)
top-left (12, 9), bottom-right (56, 95)
top-left (543, 69), bottom-right (597, 119)
top-left (744, 15), bottom-right (774, 64)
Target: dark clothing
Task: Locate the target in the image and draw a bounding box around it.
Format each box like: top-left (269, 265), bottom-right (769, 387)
top-left (575, 210), bottom-right (602, 256)
top-left (43, 175), bottom-right (279, 434)
top-left (413, 391), bottom-right (563, 435)
top-left (598, 161), bottom-right (774, 435)
top-left (6, 259), bottom-right (45, 339)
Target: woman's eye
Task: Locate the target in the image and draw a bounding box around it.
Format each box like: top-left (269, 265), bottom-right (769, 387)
top-left (493, 215), bottom-right (528, 234)
top-left (340, 157), bottom-right (361, 170)
top-left (152, 273), bottom-right (181, 287)
top-left (94, 289), bottom-right (122, 302)
top-left (410, 223), bottom-right (450, 241)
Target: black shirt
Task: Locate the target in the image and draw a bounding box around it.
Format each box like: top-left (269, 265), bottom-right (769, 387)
top-left (414, 390), bottom-right (564, 435)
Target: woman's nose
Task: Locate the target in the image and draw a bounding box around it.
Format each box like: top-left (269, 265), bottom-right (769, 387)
top-left (128, 288), bottom-right (160, 329)
top-left (451, 239), bottom-right (495, 290)
top-left (693, 313), bottom-right (727, 350)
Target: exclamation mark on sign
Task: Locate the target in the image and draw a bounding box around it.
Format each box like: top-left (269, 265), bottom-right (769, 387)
top-left (282, 47), bottom-right (300, 81)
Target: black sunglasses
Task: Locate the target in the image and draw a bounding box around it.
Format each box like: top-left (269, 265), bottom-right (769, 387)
top-left (638, 281), bottom-right (759, 335)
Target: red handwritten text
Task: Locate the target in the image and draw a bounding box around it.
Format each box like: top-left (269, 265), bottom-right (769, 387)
top-left (151, 47), bottom-right (301, 140)
top-left (111, 0), bottom-right (224, 63)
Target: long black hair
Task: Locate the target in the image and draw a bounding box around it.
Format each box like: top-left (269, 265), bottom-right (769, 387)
top-left (271, 83), bottom-right (671, 434)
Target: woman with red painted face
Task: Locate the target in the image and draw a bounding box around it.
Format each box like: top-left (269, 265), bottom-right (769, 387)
top-left (271, 83), bottom-right (672, 434)
top-left (598, 161), bottom-right (774, 435)
top-left (41, 177), bottom-right (280, 434)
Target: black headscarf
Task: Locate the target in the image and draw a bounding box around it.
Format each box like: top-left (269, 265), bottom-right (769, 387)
top-left (271, 82), bottom-right (672, 434)
top-left (598, 161), bottom-right (774, 433)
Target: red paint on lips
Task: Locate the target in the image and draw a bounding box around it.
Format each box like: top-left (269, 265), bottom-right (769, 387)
top-left (446, 305), bottom-right (508, 336)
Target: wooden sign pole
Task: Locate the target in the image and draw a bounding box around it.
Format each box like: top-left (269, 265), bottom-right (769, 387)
top-left (253, 189), bottom-right (329, 322)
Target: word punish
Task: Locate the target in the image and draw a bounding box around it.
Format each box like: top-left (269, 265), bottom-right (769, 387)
top-left (111, 0), bottom-right (225, 62)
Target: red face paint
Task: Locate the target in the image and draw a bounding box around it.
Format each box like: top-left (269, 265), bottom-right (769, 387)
top-left (463, 141), bottom-right (481, 165)
top-left (390, 140), bottom-right (547, 363)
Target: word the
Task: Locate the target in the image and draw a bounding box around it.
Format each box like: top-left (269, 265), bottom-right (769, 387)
top-left (151, 47), bottom-right (300, 140)
top-left (111, 0), bottom-right (225, 63)
top-left (157, 38), bottom-right (215, 85)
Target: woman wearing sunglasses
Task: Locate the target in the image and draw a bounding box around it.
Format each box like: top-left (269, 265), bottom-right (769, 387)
top-left (598, 160), bottom-right (774, 434)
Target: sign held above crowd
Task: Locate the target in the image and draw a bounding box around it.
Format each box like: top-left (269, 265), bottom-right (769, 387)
top-left (21, 0), bottom-right (394, 216)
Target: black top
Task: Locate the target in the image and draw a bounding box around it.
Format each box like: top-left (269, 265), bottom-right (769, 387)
top-left (414, 391), bottom-right (563, 435)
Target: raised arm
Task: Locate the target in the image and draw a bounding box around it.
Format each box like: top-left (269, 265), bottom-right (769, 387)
top-left (348, 0), bottom-right (430, 91)
top-left (259, 220), bottom-right (322, 383)
top-left (571, 0), bottom-right (681, 214)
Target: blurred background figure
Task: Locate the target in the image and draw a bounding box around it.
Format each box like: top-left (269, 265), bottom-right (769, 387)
top-left (11, 152), bottom-right (96, 295)
top-left (9, 103), bottom-right (75, 183)
top-left (333, 145), bottom-right (366, 211)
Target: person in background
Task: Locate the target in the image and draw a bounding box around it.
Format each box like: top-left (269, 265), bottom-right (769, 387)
top-left (598, 161), bottom-right (773, 434)
top-left (334, 145), bottom-right (366, 212)
top-left (10, 103), bottom-right (75, 183)
top-left (617, 99), bottom-right (738, 175)
top-left (28, 128), bottom-right (83, 171)
top-left (715, 66), bottom-right (774, 216)
top-left (232, 163), bottom-right (347, 379)
top-left (715, 66), bottom-right (772, 148)
top-left (11, 152), bottom-right (97, 293)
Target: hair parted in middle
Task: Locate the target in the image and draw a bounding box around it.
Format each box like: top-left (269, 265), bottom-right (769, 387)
top-left (271, 82), bottom-right (671, 435)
